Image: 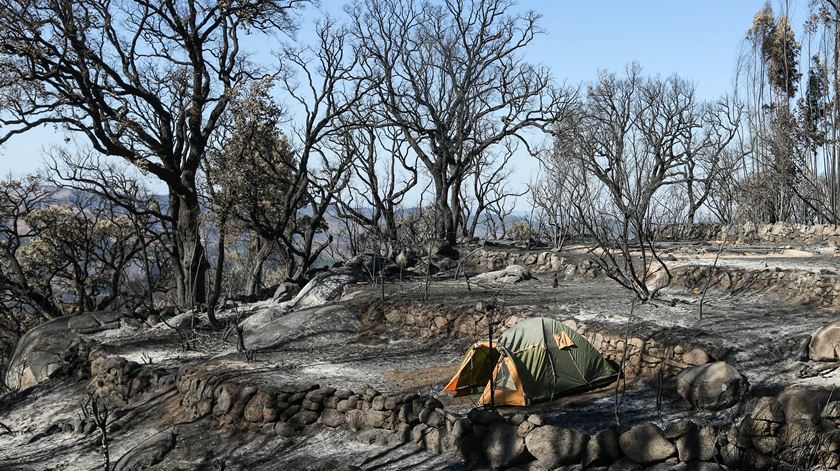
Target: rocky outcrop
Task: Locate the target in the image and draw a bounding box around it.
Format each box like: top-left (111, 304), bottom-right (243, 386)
top-left (5, 311), bottom-right (134, 391)
top-left (66, 310), bottom-right (129, 335)
top-left (272, 282), bottom-right (301, 303)
top-left (112, 430), bottom-right (176, 471)
top-left (243, 304), bottom-right (360, 351)
top-left (676, 361), bottom-right (749, 411)
top-left (808, 319), bottom-right (840, 361)
top-left (472, 264), bottom-right (533, 284)
top-left (282, 269), bottom-right (360, 310)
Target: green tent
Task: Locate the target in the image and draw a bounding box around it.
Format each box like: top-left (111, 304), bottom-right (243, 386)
top-left (443, 317), bottom-right (617, 406)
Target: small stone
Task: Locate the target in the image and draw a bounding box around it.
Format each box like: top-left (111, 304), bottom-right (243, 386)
top-left (517, 420), bottom-right (535, 437)
top-left (320, 409), bottom-right (345, 427)
top-left (411, 423), bottom-right (430, 444)
top-left (275, 422), bottom-right (296, 437)
top-left (510, 413), bottom-right (526, 426)
top-left (302, 399), bottom-right (322, 412)
top-left (345, 410), bottom-right (364, 431)
top-left (663, 419), bottom-right (696, 439)
top-left (279, 405), bottom-right (300, 422)
top-left (527, 414), bottom-right (544, 426)
top-left (371, 395), bottom-right (385, 411)
top-left (289, 410), bottom-right (318, 426)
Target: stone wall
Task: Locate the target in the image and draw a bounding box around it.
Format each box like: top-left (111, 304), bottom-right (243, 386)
top-left (675, 265), bottom-right (840, 307)
top-left (172, 360), bottom-right (840, 470)
top-left (172, 361), bottom-right (725, 469)
top-left (61, 345), bottom-right (840, 470)
top-left (87, 355), bottom-right (175, 406)
top-left (657, 222), bottom-right (840, 245)
top-left (360, 302), bottom-right (711, 383)
top-left (471, 250), bottom-right (606, 276)
top-left (471, 247), bottom-right (840, 310)
top-left (175, 364), bottom-right (454, 446)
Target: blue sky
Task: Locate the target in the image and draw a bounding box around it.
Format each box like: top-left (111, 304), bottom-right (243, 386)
top-left (0, 0), bottom-right (810, 195)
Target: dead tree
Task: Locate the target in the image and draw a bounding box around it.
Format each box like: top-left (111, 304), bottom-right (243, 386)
top-left (0, 0), bottom-right (307, 307)
top-left (460, 142), bottom-right (524, 239)
top-left (561, 65), bottom-right (727, 301)
top-left (335, 125), bottom-right (418, 255)
top-left (221, 18), bottom-right (364, 282)
top-left (82, 393), bottom-right (110, 471)
top-left (530, 146), bottom-right (582, 249)
top-left (48, 153), bottom-right (174, 311)
top-left (0, 176), bottom-right (62, 320)
top-left (349, 0), bottom-right (571, 245)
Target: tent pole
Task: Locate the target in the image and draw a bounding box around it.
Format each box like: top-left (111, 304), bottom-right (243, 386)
top-left (542, 318), bottom-right (558, 400)
top-left (488, 307), bottom-right (495, 410)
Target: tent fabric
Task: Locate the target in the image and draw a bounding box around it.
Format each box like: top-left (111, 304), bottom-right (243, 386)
top-left (443, 317), bottom-right (617, 406)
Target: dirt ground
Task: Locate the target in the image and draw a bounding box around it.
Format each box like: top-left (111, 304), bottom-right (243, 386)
top-left (1, 244), bottom-right (838, 469)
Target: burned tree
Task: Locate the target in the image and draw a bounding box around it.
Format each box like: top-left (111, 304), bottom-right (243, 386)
top-left (274, 17), bottom-right (368, 279)
top-left (460, 142), bottom-right (524, 240)
top-left (349, 0), bottom-right (569, 245)
top-left (334, 125), bottom-right (419, 255)
top-left (0, 176), bottom-right (61, 320)
top-left (0, 0), bottom-right (307, 307)
top-left (559, 65), bottom-right (739, 301)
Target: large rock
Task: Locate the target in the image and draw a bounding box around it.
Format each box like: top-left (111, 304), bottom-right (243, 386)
top-left (473, 265), bottom-right (532, 284)
top-left (618, 423), bottom-right (676, 465)
top-left (777, 385), bottom-right (833, 424)
top-left (67, 310), bottom-right (127, 334)
top-left (5, 309), bottom-right (132, 390)
top-left (272, 282), bottom-right (301, 303)
top-left (675, 361), bottom-right (748, 411)
top-left (343, 254), bottom-right (400, 277)
top-left (284, 269), bottom-right (360, 310)
top-left (243, 304), bottom-right (361, 350)
top-left (427, 254), bottom-right (458, 273)
top-left (112, 430), bottom-right (176, 471)
top-left (524, 425), bottom-right (589, 468)
top-left (5, 316), bottom-right (77, 390)
top-left (422, 238), bottom-right (460, 259)
top-left (808, 319), bottom-right (840, 361)
top-left (483, 422), bottom-right (527, 469)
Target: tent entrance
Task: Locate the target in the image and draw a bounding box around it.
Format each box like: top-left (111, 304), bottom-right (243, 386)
top-left (442, 342), bottom-right (528, 406)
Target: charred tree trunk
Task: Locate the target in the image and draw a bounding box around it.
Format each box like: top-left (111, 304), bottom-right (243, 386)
top-left (171, 189), bottom-right (208, 308)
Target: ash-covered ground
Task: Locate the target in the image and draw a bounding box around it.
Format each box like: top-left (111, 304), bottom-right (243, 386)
top-left (0, 244), bottom-right (838, 470)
